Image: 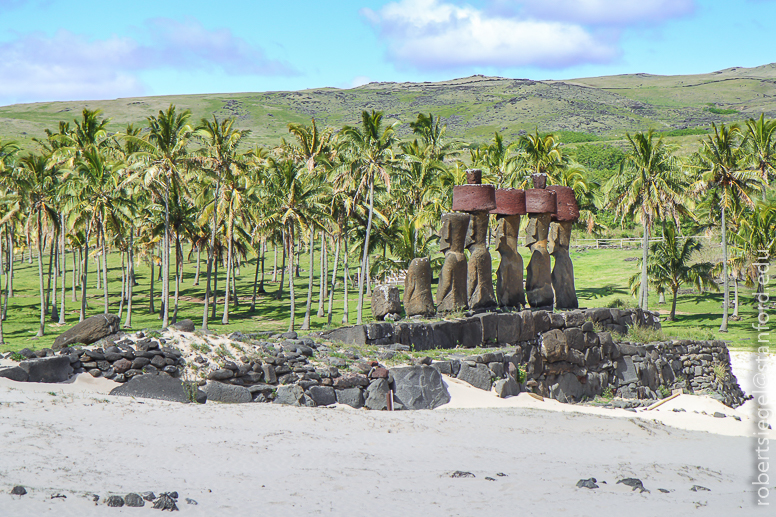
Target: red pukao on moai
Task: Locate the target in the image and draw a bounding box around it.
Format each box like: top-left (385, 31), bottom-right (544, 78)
top-left (452, 169), bottom-right (497, 311)
top-left (491, 188), bottom-right (526, 308)
top-left (547, 185), bottom-right (580, 309)
top-left (524, 173), bottom-right (556, 308)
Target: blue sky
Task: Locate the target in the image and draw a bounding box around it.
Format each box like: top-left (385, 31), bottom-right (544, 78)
top-left (1, 0), bottom-right (774, 106)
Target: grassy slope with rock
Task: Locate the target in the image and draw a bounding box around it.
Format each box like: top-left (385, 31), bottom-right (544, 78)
top-left (2, 64), bottom-right (776, 150)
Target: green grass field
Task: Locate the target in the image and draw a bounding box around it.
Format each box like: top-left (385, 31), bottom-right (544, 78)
top-left (0, 241), bottom-right (763, 354)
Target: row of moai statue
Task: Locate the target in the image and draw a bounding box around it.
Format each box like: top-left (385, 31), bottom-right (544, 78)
top-left (403, 169), bottom-right (580, 317)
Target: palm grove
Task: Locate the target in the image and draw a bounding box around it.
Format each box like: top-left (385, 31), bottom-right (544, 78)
top-left (0, 107), bottom-right (774, 346)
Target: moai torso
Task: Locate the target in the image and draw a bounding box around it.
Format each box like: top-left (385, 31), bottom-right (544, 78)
top-left (436, 213), bottom-right (470, 313)
top-left (466, 212), bottom-right (497, 311)
top-left (547, 185), bottom-right (580, 309)
top-left (404, 257), bottom-right (436, 317)
top-left (495, 214), bottom-right (525, 308)
top-left (524, 175), bottom-right (556, 308)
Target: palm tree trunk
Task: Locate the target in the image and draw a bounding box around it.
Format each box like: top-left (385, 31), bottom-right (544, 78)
top-left (59, 213), bottom-right (66, 325)
top-left (45, 232), bottom-right (54, 314)
top-left (272, 241), bottom-right (278, 282)
top-left (317, 232), bottom-right (326, 318)
top-left (125, 231), bottom-right (134, 328)
top-left (8, 226), bottom-right (13, 298)
top-left (732, 276), bottom-right (740, 319)
top-left (720, 204), bottom-right (729, 332)
top-left (251, 245), bottom-right (261, 312)
top-left (258, 238), bottom-right (266, 294)
top-left (356, 180), bottom-right (375, 325)
top-left (118, 251), bottom-right (126, 319)
top-left (327, 230), bottom-right (341, 325)
top-left (101, 223), bottom-right (109, 314)
top-left (288, 227), bottom-right (296, 332)
top-left (222, 217), bottom-right (234, 324)
top-left (669, 288), bottom-right (678, 321)
top-left (149, 250), bottom-right (157, 316)
top-left (36, 210), bottom-right (45, 337)
top-left (71, 246), bottom-right (77, 302)
top-left (295, 235), bottom-right (301, 277)
top-left (342, 232), bottom-right (349, 325)
top-left (640, 221), bottom-right (649, 311)
top-left (301, 227), bottom-right (315, 330)
top-left (277, 232), bottom-right (286, 300)
top-left (193, 244), bottom-right (201, 285)
top-left (212, 254), bottom-right (218, 319)
top-left (80, 231), bottom-right (90, 322)
top-left (203, 180), bottom-right (220, 330)
top-left (173, 233), bottom-right (181, 324)
top-left (161, 175), bottom-right (171, 328)
top-left (232, 254), bottom-right (239, 308)
top-left (49, 231), bottom-right (58, 321)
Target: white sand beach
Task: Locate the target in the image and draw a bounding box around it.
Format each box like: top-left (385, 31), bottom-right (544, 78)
top-left (1, 351), bottom-right (772, 516)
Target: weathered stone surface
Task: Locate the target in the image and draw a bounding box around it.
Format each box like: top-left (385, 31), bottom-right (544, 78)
top-left (307, 386), bottom-right (337, 406)
top-left (457, 362), bottom-right (493, 391)
top-left (494, 376), bottom-right (521, 398)
top-left (533, 311), bottom-right (552, 333)
top-left (321, 325), bottom-right (367, 345)
top-left (53, 314), bottom-right (120, 349)
top-left (494, 214), bottom-right (526, 308)
top-left (0, 366), bottom-right (29, 382)
top-left (203, 381), bottom-right (252, 403)
top-left (171, 319), bottom-right (195, 332)
top-left (490, 188), bottom-right (526, 215)
top-left (541, 329), bottom-right (569, 363)
top-left (371, 285), bottom-right (402, 321)
top-left (391, 366), bottom-right (450, 409)
top-left (496, 312), bottom-right (521, 344)
top-left (452, 184), bottom-right (496, 212)
top-left (549, 221), bottom-right (578, 309)
top-left (459, 318), bottom-right (483, 348)
top-left (525, 188), bottom-right (557, 213)
top-left (274, 384), bottom-right (306, 406)
top-left (525, 213), bottom-right (554, 308)
top-left (19, 356), bottom-right (73, 383)
top-left (564, 310), bottom-right (586, 328)
top-left (106, 495), bottom-right (125, 507)
top-left (549, 372), bottom-right (584, 403)
top-left (519, 311), bottom-right (536, 341)
top-left (336, 387), bottom-right (365, 408)
top-left (616, 355), bottom-right (638, 384)
top-left (365, 378), bottom-right (391, 410)
top-left (475, 312), bottom-right (499, 345)
top-left (403, 258), bottom-right (436, 317)
top-left (564, 328), bottom-right (585, 351)
top-left (333, 373), bottom-right (369, 389)
top-left (466, 212), bottom-right (497, 311)
top-left (547, 185), bottom-right (579, 222)
top-left (429, 320), bottom-right (458, 349)
top-left (436, 213), bottom-right (470, 313)
top-left (110, 374), bottom-right (191, 403)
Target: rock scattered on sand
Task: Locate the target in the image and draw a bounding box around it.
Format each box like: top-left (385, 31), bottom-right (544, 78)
top-left (11, 486), bottom-right (27, 496)
top-left (141, 492), bottom-right (156, 501)
top-left (109, 373), bottom-right (191, 403)
top-left (450, 471), bottom-right (475, 478)
top-left (691, 485), bottom-right (711, 492)
top-left (125, 493), bottom-right (145, 507)
top-left (185, 498), bottom-right (198, 505)
top-left (658, 488), bottom-right (671, 493)
top-left (51, 493), bottom-right (66, 499)
top-left (53, 313), bottom-right (120, 349)
top-left (153, 492), bottom-right (179, 511)
top-left (576, 478), bottom-right (599, 489)
top-left (485, 477), bottom-right (496, 481)
top-left (106, 495), bottom-right (125, 507)
top-left (617, 477), bottom-right (648, 493)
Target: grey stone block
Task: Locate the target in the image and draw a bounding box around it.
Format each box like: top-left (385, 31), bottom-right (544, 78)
top-left (203, 381), bottom-right (252, 403)
top-left (335, 387), bottom-right (364, 408)
top-left (307, 386), bottom-right (337, 406)
top-left (273, 384), bottom-right (306, 406)
top-left (19, 356), bottom-right (73, 383)
top-left (475, 312), bottom-right (499, 345)
top-left (616, 356), bottom-right (638, 384)
top-left (494, 376), bottom-right (521, 398)
top-left (496, 312), bottom-right (520, 344)
top-left (110, 374), bottom-right (191, 403)
top-left (365, 378), bottom-right (391, 410)
top-left (321, 325), bottom-right (367, 345)
top-left (0, 366), bottom-right (28, 382)
top-left (460, 318), bottom-right (483, 348)
top-left (391, 366), bottom-right (450, 409)
top-left (457, 362), bottom-right (493, 391)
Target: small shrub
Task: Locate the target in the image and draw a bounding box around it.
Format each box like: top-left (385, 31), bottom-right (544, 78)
top-left (626, 325), bottom-right (666, 344)
top-left (665, 326), bottom-right (716, 341)
top-left (601, 387), bottom-right (614, 400)
top-left (605, 297), bottom-right (636, 309)
top-left (657, 385), bottom-right (671, 399)
top-left (712, 363), bottom-right (728, 382)
top-left (9, 352), bottom-right (23, 362)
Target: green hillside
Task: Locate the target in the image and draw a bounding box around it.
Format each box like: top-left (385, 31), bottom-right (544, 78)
top-left (2, 64), bottom-right (776, 149)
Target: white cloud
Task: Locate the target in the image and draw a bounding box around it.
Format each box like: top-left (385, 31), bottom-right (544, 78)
top-left (362, 0), bottom-right (618, 70)
top-left (350, 76), bottom-right (372, 87)
top-left (0, 18), bottom-right (297, 105)
top-left (517, 0), bottom-right (696, 26)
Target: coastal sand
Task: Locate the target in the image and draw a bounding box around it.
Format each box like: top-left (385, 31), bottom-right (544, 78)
top-left (1, 352), bottom-right (773, 516)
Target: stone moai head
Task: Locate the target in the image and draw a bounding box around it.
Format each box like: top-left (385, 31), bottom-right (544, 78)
top-left (465, 212), bottom-right (489, 251)
top-left (525, 213), bottom-right (552, 248)
top-left (440, 213), bottom-right (470, 254)
top-left (494, 215), bottom-right (520, 252)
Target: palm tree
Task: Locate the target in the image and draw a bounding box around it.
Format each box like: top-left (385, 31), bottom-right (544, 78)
top-left (742, 114), bottom-right (776, 190)
top-left (606, 130), bottom-right (690, 311)
top-left (692, 123), bottom-right (762, 331)
top-left (131, 105), bottom-right (193, 329)
top-left (193, 116), bottom-right (250, 328)
top-left (341, 110), bottom-right (397, 324)
top-left (518, 130), bottom-right (565, 184)
top-left (16, 153), bottom-right (59, 336)
top-left (0, 139), bottom-right (20, 343)
top-left (263, 158), bottom-right (329, 331)
top-left (482, 132), bottom-right (520, 188)
top-left (733, 199), bottom-right (776, 298)
top-left (635, 223), bottom-right (717, 321)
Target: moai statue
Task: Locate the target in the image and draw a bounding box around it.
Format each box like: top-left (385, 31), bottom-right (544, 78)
top-left (491, 188), bottom-right (526, 308)
top-left (452, 169), bottom-right (497, 312)
top-left (547, 185), bottom-right (580, 309)
top-left (436, 213), bottom-right (470, 313)
top-left (466, 211), bottom-right (498, 310)
top-left (403, 257), bottom-right (436, 317)
top-left (524, 174), bottom-right (556, 308)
